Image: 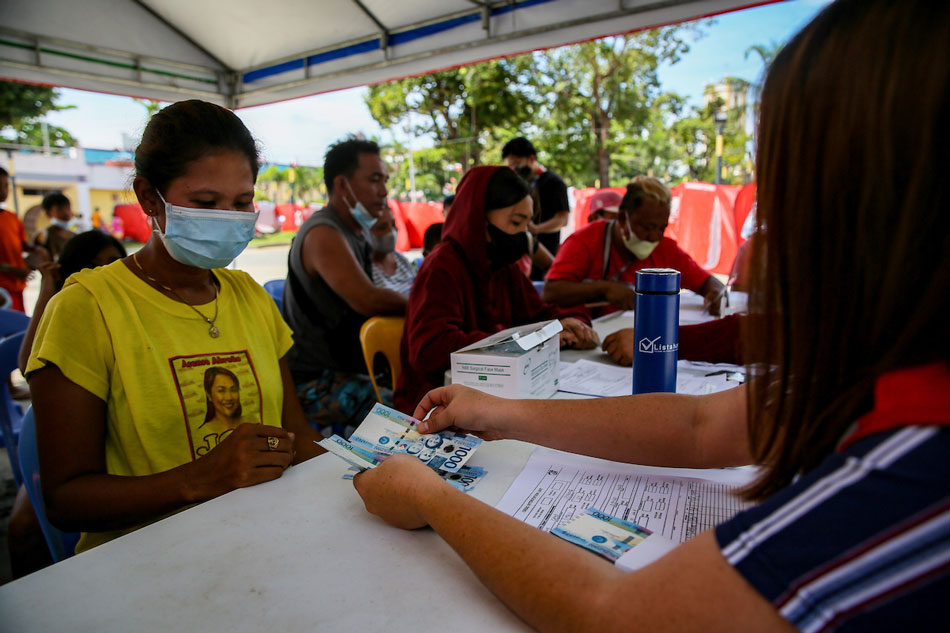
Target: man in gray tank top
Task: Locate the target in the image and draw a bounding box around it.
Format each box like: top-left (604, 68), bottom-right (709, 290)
top-left (283, 138), bottom-right (407, 438)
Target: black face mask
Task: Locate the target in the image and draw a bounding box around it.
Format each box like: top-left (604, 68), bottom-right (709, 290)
top-left (514, 166), bottom-right (534, 181)
top-left (485, 223), bottom-right (529, 268)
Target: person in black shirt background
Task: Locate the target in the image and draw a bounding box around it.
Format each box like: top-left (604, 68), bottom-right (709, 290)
top-left (501, 137), bottom-right (570, 280)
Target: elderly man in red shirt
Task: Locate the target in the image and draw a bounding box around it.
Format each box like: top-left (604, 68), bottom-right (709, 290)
top-left (542, 176), bottom-right (726, 316)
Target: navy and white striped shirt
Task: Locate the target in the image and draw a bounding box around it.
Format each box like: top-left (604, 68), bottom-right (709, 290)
top-left (715, 426), bottom-right (949, 632)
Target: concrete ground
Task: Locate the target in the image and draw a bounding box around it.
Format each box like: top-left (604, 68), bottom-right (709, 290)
top-left (0, 241), bottom-right (297, 586)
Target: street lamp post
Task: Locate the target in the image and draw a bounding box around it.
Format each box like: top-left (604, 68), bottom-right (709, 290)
top-left (714, 110), bottom-right (728, 185)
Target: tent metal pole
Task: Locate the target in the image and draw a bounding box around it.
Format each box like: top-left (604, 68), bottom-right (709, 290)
top-left (129, 0), bottom-right (233, 74)
top-left (0, 60), bottom-right (225, 102)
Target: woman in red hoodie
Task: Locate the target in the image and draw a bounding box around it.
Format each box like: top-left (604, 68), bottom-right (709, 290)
top-left (394, 166), bottom-right (597, 413)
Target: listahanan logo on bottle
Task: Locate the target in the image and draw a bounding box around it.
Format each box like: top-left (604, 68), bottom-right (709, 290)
top-left (638, 336), bottom-right (678, 354)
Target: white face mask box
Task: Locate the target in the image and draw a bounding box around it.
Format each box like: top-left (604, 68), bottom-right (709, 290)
top-left (450, 320), bottom-right (562, 399)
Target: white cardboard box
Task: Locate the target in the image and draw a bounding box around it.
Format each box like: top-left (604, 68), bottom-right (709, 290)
top-left (450, 320), bottom-right (562, 399)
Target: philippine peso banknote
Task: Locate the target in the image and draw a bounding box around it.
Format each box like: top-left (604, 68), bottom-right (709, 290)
top-left (317, 435), bottom-right (381, 471)
top-left (341, 463), bottom-right (488, 493)
top-left (552, 508), bottom-right (652, 561)
top-left (347, 403), bottom-right (482, 473)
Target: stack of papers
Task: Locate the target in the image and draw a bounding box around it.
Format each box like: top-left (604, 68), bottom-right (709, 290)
top-left (318, 403), bottom-right (488, 493)
top-left (557, 359), bottom-right (744, 398)
top-left (497, 448), bottom-right (754, 568)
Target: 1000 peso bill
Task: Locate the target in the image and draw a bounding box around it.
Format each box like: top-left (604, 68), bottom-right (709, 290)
top-left (552, 508), bottom-right (652, 561)
top-left (346, 403), bottom-right (482, 473)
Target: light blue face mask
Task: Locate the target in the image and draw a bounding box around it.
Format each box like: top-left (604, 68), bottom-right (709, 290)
top-left (154, 192), bottom-right (259, 269)
top-left (344, 179), bottom-right (378, 233)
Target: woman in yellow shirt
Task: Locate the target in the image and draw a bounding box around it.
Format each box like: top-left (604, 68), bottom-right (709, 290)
top-left (27, 100), bottom-right (323, 552)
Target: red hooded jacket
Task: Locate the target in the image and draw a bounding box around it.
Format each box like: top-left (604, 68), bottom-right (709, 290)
top-left (394, 166), bottom-right (588, 413)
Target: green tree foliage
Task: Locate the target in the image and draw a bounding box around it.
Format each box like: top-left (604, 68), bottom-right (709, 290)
top-left (520, 27), bottom-right (696, 188)
top-left (362, 21), bottom-right (763, 195)
top-left (256, 164), bottom-right (325, 204)
top-left (133, 98), bottom-right (164, 122)
top-left (0, 80), bottom-right (76, 147)
top-left (669, 94), bottom-right (748, 183)
top-left (365, 61), bottom-right (533, 172)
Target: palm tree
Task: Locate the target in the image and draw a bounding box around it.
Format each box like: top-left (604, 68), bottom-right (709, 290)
top-left (744, 40), bottom-right (785, 100)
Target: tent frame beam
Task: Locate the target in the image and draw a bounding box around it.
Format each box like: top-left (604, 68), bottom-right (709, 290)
top-left (236, 0), bottom-right (691, 104)
top-left (129, 0), bottom-right (233, 73)
top-left (0, 58), bottom-right (223, 101)
top-left (350, 0), bottom-right (391, 58)
top-left (0, 26), bottom-right (220, 75)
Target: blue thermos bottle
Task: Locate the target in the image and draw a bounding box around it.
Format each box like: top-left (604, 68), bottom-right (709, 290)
top-left (632, 268), bottom-right (680, 394)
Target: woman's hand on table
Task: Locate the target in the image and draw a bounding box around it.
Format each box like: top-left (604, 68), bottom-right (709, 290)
top-left (413, 385), bottom-right (509, 441)
top-left (186, 423), bottom-right (295, 502)
top-left (559, 317), bottom-right (599, 350)
top-left (353, 455), bottom-right (445, 529)
top-left (602, 327), bottom-right (634, 366)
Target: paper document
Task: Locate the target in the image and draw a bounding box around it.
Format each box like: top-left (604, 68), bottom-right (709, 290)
top-left (677, 361), bottom-right (745, 395)
top-left (557, 359), bottom-right (743, 398)
top-left (614, 534), bottom-right (679, 571)
top-left (558, 360), bottom-right (631, 397)
top-left (496, 448), bottom-right (752, 545)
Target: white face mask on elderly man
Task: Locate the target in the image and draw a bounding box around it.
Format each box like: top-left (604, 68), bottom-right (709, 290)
top-left (620, 219), bottom-right (659, 260)
top-left (153, 192), bottom-right (259, 269)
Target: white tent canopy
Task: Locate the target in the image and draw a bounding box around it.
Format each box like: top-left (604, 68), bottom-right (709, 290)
top-left (0, 0), bottom-right (771, 109)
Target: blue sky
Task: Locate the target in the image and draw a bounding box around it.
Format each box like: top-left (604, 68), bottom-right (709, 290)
top-left (43, 0), bottom-right (831, 166)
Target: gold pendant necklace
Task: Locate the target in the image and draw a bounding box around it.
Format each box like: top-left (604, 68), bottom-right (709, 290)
top-left (132, 252), bottom-right (221, 338)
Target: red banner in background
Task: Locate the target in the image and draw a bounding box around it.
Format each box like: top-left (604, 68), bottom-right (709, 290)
top-left (113, 203), bottom-right (151, 243)
top-left (732, 182), bottom-right (757, 245)
top-left (572, 186), bottom-right (626, 232)
top-left (391, 200), bottom-right (443, 251)
top-left (572, 181), bottom-right (754, 276)
top-left (388, 201), bottom-right (412, 252)
top-left (668, 182), bottom-right (740, 275)
top-left (274, 203), bottom-right (317, 233)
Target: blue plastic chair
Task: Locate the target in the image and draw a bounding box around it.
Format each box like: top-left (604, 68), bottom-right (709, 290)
top-left (0, 308), bottom-right (30, 438)
top-left (0, 331), bottom-right (26, 486)
top-left (18, 407), bottom-right (80, 562)
top-left (532, 280), bottom-right (545, 296)
top-left (263, 279), bottom-right (285, 311)
top-left (0, 308), bottom-right (29, 336)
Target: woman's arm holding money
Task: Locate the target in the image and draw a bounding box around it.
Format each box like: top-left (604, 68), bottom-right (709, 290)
top-left (354, 455), bottom-right (792, 633)
top-left (414, 384), bottom-right (750, 469)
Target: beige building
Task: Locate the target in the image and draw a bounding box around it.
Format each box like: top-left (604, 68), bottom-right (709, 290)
top-left (703, 77), bottom-right (749, 129)
top-left (1, 146), bottom-right (134, 239)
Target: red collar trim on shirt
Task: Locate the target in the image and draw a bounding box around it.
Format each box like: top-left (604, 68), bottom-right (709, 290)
top-left (837, 362), bottom-right (950, 452)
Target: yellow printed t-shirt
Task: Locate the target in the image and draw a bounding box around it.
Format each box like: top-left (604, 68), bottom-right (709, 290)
top-left (27, 260), bottom-right (293, 552)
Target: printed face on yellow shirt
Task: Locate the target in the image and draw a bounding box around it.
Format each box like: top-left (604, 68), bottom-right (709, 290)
top-left (209, 373), bottom-right (240, 421)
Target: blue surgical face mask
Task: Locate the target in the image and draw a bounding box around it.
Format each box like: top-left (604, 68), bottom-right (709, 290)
top-left (154, 192), bottom-right (259, 269)
top-left (344, 179), bottom-right (378, 233)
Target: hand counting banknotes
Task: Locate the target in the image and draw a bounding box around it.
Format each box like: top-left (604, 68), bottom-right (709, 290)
top-left (552, 508), bottom-right (652, 562)
top-left (341, 463), bottom-right (488, 493)
top-left (317, 402), bottom-right (485, 479)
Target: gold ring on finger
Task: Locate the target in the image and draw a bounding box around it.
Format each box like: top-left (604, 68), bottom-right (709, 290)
top-left (267, 436), bottom-right (280, 451)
